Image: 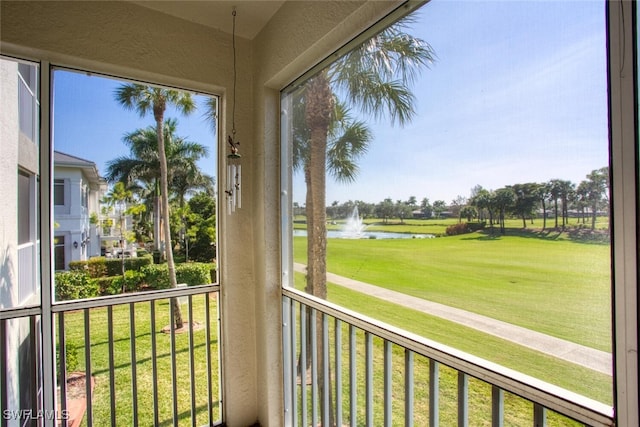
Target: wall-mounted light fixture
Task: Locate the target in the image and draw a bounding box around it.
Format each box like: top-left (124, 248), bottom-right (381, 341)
top-left (225, 7), bottom-right (242, 215)
top-left (73, 241), bottom-right (78, 249)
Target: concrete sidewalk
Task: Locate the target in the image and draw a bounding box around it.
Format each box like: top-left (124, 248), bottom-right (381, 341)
top-left (294, 263), bottom-right (611, 375)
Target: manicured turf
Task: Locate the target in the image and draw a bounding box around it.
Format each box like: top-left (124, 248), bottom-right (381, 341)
top-left (292, 223), bottom-right (613, 405)
top-left (294, 229), bottom-right (611, 351)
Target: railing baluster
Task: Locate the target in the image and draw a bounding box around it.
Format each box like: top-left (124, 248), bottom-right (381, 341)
top-left (491, 385), bottom-right (504, 427)
top-left (170, 301), bottom-right (178, 426)
top-left (289, 298), bottom-right (297, 427)
top-left (534, 403), bottom-right (547, 427)
top-left (188, 296), bottom-right (196, 427)
top-left (282, 296), bottom-right (292, 426)
top-left (405, 349), bottom-right (414, 427)
top-left (366, 332), bottom-right (373, 426)
top-left (322, 313), bottom-right (329, 424)
top-left (58, 313), bottom-right (68, 427)
top-left (0, 320), bottom-right (6, 427)
top-left (384, 340), bottom-right (392, 427)
top-left (458, 372), bottom-right (468, 427)
top-left (300, 304), bottom-right (307, 427)
top-left (150, 300), bottom-right (159, 426)
top-left (107, 307), bottom-right (116, 427)
top-left (429, 360), bottom-right (439, 427)
top-left (310, 308), bottom-right (318, 427)
top-left (349, 324), bottom-right (357, 427)
top-left (205, 295), bottom-right (213, 424)
top-left (129, 303), bottom-right (138, 427)
top-left (335, 318), bottom-right (343, 427)
top-left (83, 308), bottom-right (93, 427)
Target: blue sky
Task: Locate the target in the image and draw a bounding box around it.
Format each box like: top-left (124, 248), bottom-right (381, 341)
top-left (53, 1), bottom-right (608, 207)
top-left (293, 0), bottom-right (608, 205)
top-left (52, 71), bottom-right (217, 181)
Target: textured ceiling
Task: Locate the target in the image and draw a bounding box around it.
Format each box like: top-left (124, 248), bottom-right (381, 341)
top-left (131, 1), bottom-right (286, 39)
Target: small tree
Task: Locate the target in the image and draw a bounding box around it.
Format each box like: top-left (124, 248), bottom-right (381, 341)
top-left (432, 200), bottom-right (446, 219)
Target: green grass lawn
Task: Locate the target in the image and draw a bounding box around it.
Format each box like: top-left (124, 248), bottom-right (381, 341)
top-left (294, 229), bottom-right (611, 351)
top-left (292, 224), bottom-right (613, 406)
top-left (58, 293), bottom-right (220, 426)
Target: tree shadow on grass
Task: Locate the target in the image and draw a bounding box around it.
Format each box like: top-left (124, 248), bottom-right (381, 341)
top-left (460, 227), bottom-right (610, 245)
top-left (157, 401), bottom-right (220, 426)
top-left (87, 339), bottom-right (217, 376)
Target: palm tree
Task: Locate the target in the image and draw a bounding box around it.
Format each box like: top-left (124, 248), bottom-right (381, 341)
top-left (291, 18), bottom-right (434, 425)
top-left (114, 84), bottom-right (195, 329)
top-left (293, 17), bottom-right (435, 300)
top-left (584, 167), bottom-right (609, 230)
top-left (106, 119), bottom-right (210, 240)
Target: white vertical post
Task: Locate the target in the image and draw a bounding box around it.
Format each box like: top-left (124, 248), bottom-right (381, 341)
top-left (429, 360), bottom-right (439, 427)
top-left (457, 372), bottom-right (468, 427)
top-left (405, 350), bottom-right (414, 427)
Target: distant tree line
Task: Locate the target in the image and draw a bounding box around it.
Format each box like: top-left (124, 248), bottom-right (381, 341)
top-left (296, 167), bottom-right (609, 233)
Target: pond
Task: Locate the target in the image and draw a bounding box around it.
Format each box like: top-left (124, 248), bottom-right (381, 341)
top-left (293, 230), bottom-right (435, 239)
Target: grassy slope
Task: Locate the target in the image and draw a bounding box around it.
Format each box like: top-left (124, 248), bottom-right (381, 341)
top-left (292, 224), bottom-right (613, 405)
top-left (294, 230), bottom-right (611, 351)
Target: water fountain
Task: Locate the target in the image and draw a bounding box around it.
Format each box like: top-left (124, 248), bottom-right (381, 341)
top-left (341, 206), bottom-right (367, 238)
top-left (293, 206), bottom-right (434, 239)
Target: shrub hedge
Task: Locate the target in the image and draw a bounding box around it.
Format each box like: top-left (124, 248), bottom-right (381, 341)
top-left (55, 271), bottom-right (100, 301)
top-left (56, 261), bottom-right (216, 301)
top-left (69, 255), bottom-right (153, 278)
top-left (141, 263), bottom-right (212, 290)
top-left (445, 222), bottom-right (470, 236)
top-left (445, 221), bottom-right (486, 236)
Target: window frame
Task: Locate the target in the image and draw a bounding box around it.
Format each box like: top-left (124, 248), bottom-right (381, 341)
top-left (279, 2), bottom-right (638, 425)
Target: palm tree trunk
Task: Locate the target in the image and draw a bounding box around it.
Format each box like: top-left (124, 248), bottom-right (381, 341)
top-left (304, 73), bottom-right (334, 426)
top-left (155, 111), bottom-right (184, 329)
top-left (153, 181), bottom-right (161, 251)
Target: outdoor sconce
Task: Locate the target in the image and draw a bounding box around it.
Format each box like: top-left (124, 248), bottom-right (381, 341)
top-left (73, 241), bottom-right (78, 249)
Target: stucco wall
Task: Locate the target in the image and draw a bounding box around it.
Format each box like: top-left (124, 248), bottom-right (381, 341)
top-left (0, 57), bottom-right (24, 427)
top-left (0, 59), bottom-right (19, 310)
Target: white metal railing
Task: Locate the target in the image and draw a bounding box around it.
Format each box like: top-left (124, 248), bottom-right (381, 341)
top-left (1, 285), bottom-right (222, 427)
top-left (282, 288), bottom-right (614, 427)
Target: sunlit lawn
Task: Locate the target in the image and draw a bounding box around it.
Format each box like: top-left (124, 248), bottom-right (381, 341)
top-left (292, 221), bottom-right (613, 406)
top-left (58, 293), bottom-right (220, 426)
top-left (294, 225), bottom-right (611, 351)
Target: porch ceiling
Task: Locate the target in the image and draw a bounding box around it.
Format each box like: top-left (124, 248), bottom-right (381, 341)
top-left (130, 0), bottom-right (286, 39)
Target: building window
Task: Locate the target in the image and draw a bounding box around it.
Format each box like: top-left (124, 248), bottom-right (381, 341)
top-left (81, 185), bottom-right (88, 208)
top-left (281, 0), bottom-right (611, 409)
top-left (18, 171), bottom-right (31, 245)
top-left (18, 62), bottom-right (38, 143)
top-left (54, 235), bottom-right (65, 271)
top-left (54, 179), bottom-right (65, 206)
